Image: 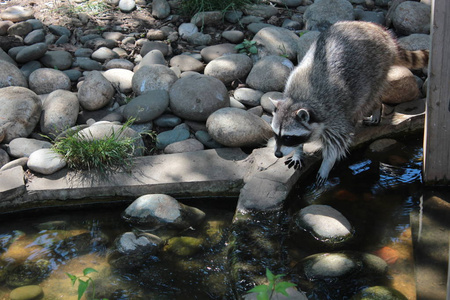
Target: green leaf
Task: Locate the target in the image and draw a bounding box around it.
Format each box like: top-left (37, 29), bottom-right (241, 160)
top-left (256, 293), bottom-right (270, 300)
top-left (83, 267), bottom-right (98, 276)
top-left (77, 279), bottom-right (89, 300)
top-left (266, 268), bottom-right (275, 282)
top-left (247, 285), bottom-right (269, 294)
top-left (66, 273), bottom-right (78, 286)
top-left (275, 281), bottom-right (297, 296)
top-left (235, 44), bottom-right (245, 50)
top-left (249, 46), bottom-right (258, 54)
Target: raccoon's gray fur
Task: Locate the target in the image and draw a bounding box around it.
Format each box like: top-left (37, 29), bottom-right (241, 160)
top-left (271, 21), bottom-right (429, 186)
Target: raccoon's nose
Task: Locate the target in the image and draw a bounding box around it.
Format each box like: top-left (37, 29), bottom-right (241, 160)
top-left (275, 150), bottom-right (283, 158)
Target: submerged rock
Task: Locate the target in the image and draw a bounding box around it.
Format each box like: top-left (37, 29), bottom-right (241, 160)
top-left (122, 194), bottom-right (206, 230)
top-left (163, 236), bottom-right (203, 256)
top-left (351, 286), bottom-right (408, 300)
top-left (294, 204), bottom-right (354, 243)
top-left (9, 285), bottom-right (44, 300)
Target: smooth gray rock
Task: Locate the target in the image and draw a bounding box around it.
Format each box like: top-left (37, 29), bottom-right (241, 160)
top-left (137, 49), bottom-right (167, 69)
top-left (164, 138), bottom-right (204, 154)
top-left (200, 43), bottom-right (237, 63)
top-left (24, 29), bottom-right (45, 44)
top-left (242, 4), bottom-right (278, 18)
top-left (40, 90), bottom-right (79, 137)
top-left (221, 30), bottom-right (245, 43)
top-left (122, 194), bottom-right (206, 230)
top-left (169, 55), bottom-right (204, 72)
top-left (28, 68), bottom-right (71, 94)
top-left (261, 91), bottom-right (283, 114)
top-left (73, 57), bottom-right (103, 70)
top-left (169, 73), bottom-right (230, 121)
top-left (132, 64), bottom-right (178, 95)
top-left (234, 88), bottom-right (264, 107)
top-left (104, 58), bottom-right (135, 70)
top-left (123, 90), bottom-right (169, 123)
top-left (8, 138), bottom-right (52, 158)
top-left (7, 21), bottom-right (33, 37)
top-left (294, 204), bottom-right (354, 243)
top-left (78, 71), bottom-right (115, 111)
top-left (304, 0), bottom-right (355, 31)
top-left (178, 23), bottom-right (198, 39)
top-left (92, 46), bottom-right (119, 62)
top-left (140, 40), bottom-right (169, 57)
top-left (154, 114), bottom-right (182, 127)
top-left (194, 130), bottom-right (224, 149)
top-left (155, 128), bottom-right (190, 149)
top-left (204, 54), bottom-right (253, 85)
top-left (190, 11), bottom-right (223, 27)
top-left (0, 86), bottom-right (41, 143)
top-left (152, 0), bottom-right (171, 19)
top-left (48, 25), bottom-right (71, 37)
top-left (39, 50), bottom-right (73, 70)
top-left (119, 0), bottom-right (136, 12)
top-left (0, 157), bottom-right (27, 172)
top-left (0, 6), bottom-right (34, 22)
top-left (398, 33), bottom-right (431, 51)
top-left (0, 60), bottom-right (28, 88)
top-left (392, 1), bottom-right (431, 35)
top-left (103, 68), bottom-right (134, 93)
top-left (27, 148), bottom-right (67, 175)
top-left (252, 26), bottom-right (303, 61)
top-left (15, 42), bottom-right (47, 63)
top-left (206, 107), bottom-right (273, 147)
top-left (246, 55), bottom-right (293, 92)
top-left (0, 149), bottom-right (9, 168)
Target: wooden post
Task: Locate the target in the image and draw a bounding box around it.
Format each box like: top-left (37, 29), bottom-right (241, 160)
top-left (423, 0), bottom-right (450, 184)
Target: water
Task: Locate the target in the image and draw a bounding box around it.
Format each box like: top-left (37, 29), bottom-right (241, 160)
top-left (285, 134), bottom-right (424, 299)
top-left (0, 199), bottom-right (236, 300)
top-left (0, 134), bottom-right (441, 299)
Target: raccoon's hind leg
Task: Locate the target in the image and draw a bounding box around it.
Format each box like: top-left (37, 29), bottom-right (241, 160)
top-left (285, 145), bottom-right (304, 170)
top-left (363, 106), bottom-right (382, 126)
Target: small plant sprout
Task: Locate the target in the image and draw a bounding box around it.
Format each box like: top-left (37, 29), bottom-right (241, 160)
top-left (235, 39), bottom-right (258, 55)
top-left (247, 268), bottom-right (297, 300)
top-left (67, 267), bottom-right (107, 300)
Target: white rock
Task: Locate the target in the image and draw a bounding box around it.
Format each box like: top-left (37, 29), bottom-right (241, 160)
top-left (27, 148), bottom-right (66, 175)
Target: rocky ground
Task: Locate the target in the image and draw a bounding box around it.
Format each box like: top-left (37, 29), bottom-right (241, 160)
top-left (0, 0), bottom-right (431, 174)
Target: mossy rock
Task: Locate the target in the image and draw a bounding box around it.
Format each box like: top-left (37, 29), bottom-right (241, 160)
top-left (163, 236), bottom-right (203, 256)
top-left (351, 286), bottom-right (408, 300)
top-left (9, 285), bottom-right (44, 300)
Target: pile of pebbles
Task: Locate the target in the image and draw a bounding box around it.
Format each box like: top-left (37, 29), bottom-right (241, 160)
top-left (0, 0), bottom-right (431, 175)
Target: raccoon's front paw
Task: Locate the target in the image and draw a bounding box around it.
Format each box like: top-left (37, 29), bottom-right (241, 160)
top-left (315, 173), bottom-right (328, 187)
top-left (285, 157), bottom-right (303, 170)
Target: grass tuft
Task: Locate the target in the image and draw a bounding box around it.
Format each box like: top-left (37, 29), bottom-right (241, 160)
top-left (180, 0), bottom-right (258, 17)
top-left (52, 120), bottom-right (143, 172)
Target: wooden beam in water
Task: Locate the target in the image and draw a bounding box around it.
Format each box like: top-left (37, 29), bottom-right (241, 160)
top-left (423, 0), bottom-right (450, 185)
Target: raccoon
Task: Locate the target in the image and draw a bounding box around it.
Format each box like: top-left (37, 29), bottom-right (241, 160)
top-left (271, 21), bottom-right (429, 186)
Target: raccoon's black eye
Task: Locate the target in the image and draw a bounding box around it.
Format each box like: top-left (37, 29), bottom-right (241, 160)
top-left (282, 135), bottom-right (309, 147)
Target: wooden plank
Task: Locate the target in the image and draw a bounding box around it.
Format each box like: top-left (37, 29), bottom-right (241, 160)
top-left (423, 0), bottom-right (450, 184)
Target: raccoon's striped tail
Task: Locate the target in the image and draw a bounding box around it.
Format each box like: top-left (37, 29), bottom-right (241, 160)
top-left (395, 47), bottom-right (429, 70)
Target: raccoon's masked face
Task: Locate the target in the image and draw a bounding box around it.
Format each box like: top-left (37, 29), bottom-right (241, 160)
top-left (271, 100), bottom-right (312, 158)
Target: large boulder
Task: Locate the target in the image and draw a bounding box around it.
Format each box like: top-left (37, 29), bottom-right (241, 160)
top-left (253, 26), bottom-right (301, 61)
top-left (169, 73), bottom-right (230, 121)
top-left (132, 64), bottom-right (178, 95)
top-left (40, 90), bottom-right (79, 137)
top-left (122, 194), bottom-right (206, 230)
top-left (0, 86), bottom-right (41, 143)
top-left (78, 71), bottom-right (115, 111)
top-left (303, 0), bottom-right (355, 31)
top-left (246, 55), bottom-right (293, 92)
top-left (0, 60), bottom-right (28, 88)
top-left (206, 107), bottom-right (273, 147)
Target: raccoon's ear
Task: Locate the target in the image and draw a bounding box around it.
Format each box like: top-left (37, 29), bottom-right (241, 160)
top-left (296, 108), bottom-right (310, 123)
top-left (269, 97), bottom-right (281, 114)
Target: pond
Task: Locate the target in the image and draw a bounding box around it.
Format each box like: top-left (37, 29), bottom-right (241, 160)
top-left (0, 133), bottom-right (445, 300)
